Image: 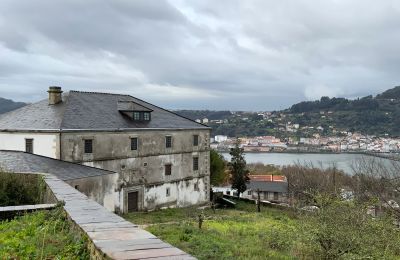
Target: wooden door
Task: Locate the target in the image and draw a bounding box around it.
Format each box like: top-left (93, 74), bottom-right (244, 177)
top-left (128, 191), bottom-right (139, 212)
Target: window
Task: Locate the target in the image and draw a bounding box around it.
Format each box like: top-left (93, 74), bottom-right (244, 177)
top-left (144, 112), bottom-right (150, 121)
top-left (274, 192), bottom-right (279, 201)
top-left (248, 190), bottom-right (252, 195)
top-left (193, 135), bottom-right (199, 146)
top-left (131, 137), bottom-right (138, 151)
top-left (166, 188), bottom-right (170, 197)
top-left (194, 183), bottom-right (199, 191)
top-left (165, 136), bottom-right (172, 148)
top-left (193, 157), bottom-right (199, 171)
top-left (133, 112), bottom-right (140, 120)
top-left (84, 139), bottom-right (93, 154)
top-left (165, 164), bottom-right (172, 175)
top-left (25, 138), bottom-right (33, 153)
top-left (226, 190), bottom-right (230, 195)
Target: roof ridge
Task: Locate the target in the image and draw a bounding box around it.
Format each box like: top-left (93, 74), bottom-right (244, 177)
top-left (70, 90), bottom-right (131, 97)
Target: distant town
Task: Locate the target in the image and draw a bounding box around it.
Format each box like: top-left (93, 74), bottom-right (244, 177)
top-left (211, 132), bottom-right (400, 154)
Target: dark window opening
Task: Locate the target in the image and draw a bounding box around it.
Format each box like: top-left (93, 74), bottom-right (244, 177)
top-left (226, 191), bottom-right (230, 195)
top-left (248, 190), bottom-right (252, 195)
top-left (193, 135), bottom-right (199, 146)
top-left (274, 192), bottom-right (279, 200)
top-left (84, 139), bottom-right (93, 154)
top-left (165, 164), bottom-right (172, 175)
top-left (193, 157), bottom-right (199, 171)
top-left (131, 137), bottom-right (138, 151)
top-left (25, 139), bottom-right (33, 153)
top-left (165, 136), bottom-right (172, 148)
top-left (166, 188), bottom-right (170, 197)
top-left (194, 183), bottom-right (199, 191)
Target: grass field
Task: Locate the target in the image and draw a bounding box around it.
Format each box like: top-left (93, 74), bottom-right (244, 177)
top-left (123, 201), bottom-right (302, 259)
top-left (0, 207), bottom-right (88, 259)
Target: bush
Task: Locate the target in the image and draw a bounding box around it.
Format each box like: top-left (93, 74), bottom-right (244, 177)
top-left (0, 172), bottom-right (45, 206)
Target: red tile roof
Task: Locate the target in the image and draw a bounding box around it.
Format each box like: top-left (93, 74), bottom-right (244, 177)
top-left (249, 175), bottom-right (286, 182)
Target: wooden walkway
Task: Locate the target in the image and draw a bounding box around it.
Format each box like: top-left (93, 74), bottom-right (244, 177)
top-left (45, 175), bottom-right (195, 260)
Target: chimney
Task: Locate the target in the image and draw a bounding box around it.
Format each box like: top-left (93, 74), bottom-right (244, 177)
top-left (48, 86), bottom-right (63, 105)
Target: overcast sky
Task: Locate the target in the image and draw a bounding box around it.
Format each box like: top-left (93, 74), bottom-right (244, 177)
top-left (1, 1), bottom-right (400, 110)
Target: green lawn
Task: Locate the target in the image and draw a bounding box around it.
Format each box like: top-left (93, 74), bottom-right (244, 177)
top-left (0, 207), bottom-right (89, 259)
top-left (123, 201), bottom-right (302, 259)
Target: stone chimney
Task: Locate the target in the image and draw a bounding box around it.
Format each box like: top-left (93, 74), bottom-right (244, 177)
top-left (48, 86), bottom-right (63, 105)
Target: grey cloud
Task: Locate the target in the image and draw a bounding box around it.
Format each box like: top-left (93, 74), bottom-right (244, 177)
top-left (0, 0), bottom-right (400, 110)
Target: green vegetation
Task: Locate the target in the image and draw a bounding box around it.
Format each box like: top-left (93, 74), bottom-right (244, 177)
top-left (124, 198), bottom-right (400, 259)
top-left (229, 139), bottom-right (250, 196)
top-left (0, 207), bottom-right (89, 259)
top-left (210, 149), bottom-right (227, 185)
top-left (0, 172), bottom-right (46, 206)
top-left (176, 86), bottom-right (400, 137)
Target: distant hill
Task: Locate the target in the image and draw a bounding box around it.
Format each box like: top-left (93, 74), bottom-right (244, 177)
top-left (176, 86), bottom-right (400, 137)
top-left (0, 97), bottom-right (26, 114)
top-left (174, 110), bottom-right (232, 121)
top-left (376, 86), bottom-right (400, 99)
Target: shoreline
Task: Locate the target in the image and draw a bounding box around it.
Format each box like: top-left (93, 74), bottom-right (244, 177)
top-left (218, 150), bottom-right (400, 161)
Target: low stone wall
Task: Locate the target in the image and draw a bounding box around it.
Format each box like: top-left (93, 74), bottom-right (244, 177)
top-left (44, 175), bottom-right (195, 260)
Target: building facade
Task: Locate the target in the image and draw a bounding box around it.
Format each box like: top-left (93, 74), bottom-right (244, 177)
top-left (0, 87), bottom-right (211, 212)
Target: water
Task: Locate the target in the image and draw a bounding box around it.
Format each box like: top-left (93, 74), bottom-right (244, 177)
top-left (222, 152), bottom-right (396, 174)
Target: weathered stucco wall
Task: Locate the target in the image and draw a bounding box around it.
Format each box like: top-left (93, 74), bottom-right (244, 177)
top-left (143, 177), bottom-right (208, 211)
top-left (61, 129), bottom-right (211, 212)
top-left (60, 129), bottom-right (210, 162)
top-left (0, 132), bottom-right (59, 158)
top-left (65, 173), bottom-right (120, 212)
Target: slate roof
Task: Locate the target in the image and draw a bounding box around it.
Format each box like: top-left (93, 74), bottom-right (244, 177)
top-left (247, 175), bottom-right (288, 193)
top-left (0, 150), bottom-right (115, 181)
top-left (0, 90), bottom-right (208, 131)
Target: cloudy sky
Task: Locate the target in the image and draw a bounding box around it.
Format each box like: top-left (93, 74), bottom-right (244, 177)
top-left (1, 1), bottom-right (400, 110)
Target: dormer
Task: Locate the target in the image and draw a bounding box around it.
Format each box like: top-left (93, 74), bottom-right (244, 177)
top-left (118, 101), bottom-right (153, 122)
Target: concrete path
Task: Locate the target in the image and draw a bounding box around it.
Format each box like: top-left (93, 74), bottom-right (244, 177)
top-left (45, 175), bottom-right (195, 260)
top-left (0, 204), bottom-right (56, 212)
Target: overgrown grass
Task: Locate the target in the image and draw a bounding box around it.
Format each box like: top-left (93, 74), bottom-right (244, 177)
top-left (0, 207), bottom-right (89, 259)
top-left (124, 199), bottom-right (400, 259)
top-left (124, 200), bottom-right (300, 259)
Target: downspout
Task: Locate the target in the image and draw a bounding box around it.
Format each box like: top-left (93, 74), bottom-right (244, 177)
top-left (59, 130), bottom-right (62, 160)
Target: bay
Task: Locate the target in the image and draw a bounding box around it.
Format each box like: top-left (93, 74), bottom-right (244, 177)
top-left (222, 152), bottom-right (396, 175)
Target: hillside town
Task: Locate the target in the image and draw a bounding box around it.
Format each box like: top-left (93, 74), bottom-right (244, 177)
top-left (211, 133), bottom-right (400, 154)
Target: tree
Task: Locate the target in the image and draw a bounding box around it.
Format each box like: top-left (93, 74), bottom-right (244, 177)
top-left (229, 138), bottom-right (249, 197)
top-left (210, 149), bottom-right (227, 185)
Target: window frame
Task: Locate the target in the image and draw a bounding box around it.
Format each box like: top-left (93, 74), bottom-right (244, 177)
top-left (193, 156), bottom-right (199, 171)
top-left (131, 137), bottom-right (138, 151)
top-left (166, 187), bottom-right (170, 197)
top-left (165, 136), bottom-right (172, 148)
top-left (25, 138), bottom-right (33, 153)
top-left (143, 112), bottom-right (150, 121)
top-left (193, 134), bottom-right (199, 146)
top-left (133, 112), bottom-right (140, 121)
top-left (84, 139), bottom-right (93, 154)
top-left (165, 163), bottom-right (172, 176)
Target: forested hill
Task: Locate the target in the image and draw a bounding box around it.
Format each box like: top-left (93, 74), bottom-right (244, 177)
top-left (289, 86), bottom-right (400, 113)
top-left (175, 86), bottom-right (400, 137)
top-left (0, 97), bottom-right (26, 114)
top-left (284, 86), bottom-right (400, 136)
